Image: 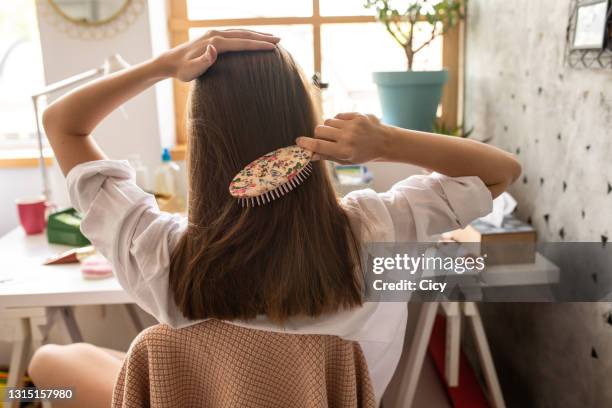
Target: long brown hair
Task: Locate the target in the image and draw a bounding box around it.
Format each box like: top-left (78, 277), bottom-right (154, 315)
top-left (169, 46), bottom-right (363, 323)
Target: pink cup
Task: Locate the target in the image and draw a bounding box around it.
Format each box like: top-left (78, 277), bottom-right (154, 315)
top-left (16, 197), bottom-right (49, 235)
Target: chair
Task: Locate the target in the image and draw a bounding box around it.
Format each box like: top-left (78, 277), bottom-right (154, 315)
top-left (112, 319), bottom-right (376, 408)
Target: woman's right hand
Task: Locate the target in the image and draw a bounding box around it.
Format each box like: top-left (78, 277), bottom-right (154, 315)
top-left (296, 112), bottom-right (392, 164)
top-left (157, 29), bottom-right (280, 82)
top-left (298, 112), bottom-right (521, 199)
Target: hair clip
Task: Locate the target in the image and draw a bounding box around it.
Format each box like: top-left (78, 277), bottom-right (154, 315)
top-left (229, 145), bottom-right (313, 207)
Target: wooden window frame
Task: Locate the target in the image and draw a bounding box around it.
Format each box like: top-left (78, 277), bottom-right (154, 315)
top-left (168, 0), bottom-right (463, 156)
top-left (0, 150), bottom-right (53, 169)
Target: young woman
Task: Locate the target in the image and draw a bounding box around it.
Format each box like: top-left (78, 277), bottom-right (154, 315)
top-left (28, 29), bottom-right (521, 407)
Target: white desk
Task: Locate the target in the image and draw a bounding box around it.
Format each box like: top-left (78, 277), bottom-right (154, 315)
top-left (0, 227), bottom-right (143, 408)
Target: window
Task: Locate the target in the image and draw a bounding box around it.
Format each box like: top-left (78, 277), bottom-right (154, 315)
top-left (0, 0), bottom-right (46, 156)
top-left (168, 0), bottom-right (462, 146)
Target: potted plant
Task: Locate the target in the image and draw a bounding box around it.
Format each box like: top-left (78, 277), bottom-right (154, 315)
top-left (365, 0), bottom-right (466, 131)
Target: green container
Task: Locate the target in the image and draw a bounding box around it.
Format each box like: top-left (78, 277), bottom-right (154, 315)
top-left (47, 208), bottom-right (91, 247)
top-left (372, 70), bottom-right (448, 131)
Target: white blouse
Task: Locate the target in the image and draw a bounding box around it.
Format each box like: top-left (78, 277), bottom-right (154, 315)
top-left (66, 159), bottom-right (492, 403)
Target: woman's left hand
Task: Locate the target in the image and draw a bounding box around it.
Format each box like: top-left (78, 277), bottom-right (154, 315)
top-left (157, 29), bottom-right (280, 82)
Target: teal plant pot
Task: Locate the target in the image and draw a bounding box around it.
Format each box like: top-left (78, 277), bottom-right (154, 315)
top-left (372, 70), bottom-right (448, 131)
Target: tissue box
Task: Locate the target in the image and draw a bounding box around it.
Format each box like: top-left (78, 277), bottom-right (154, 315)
top-left (47, 208), bottom-right (91, 247)
top-left (449, 216), bottom-right (536, 265)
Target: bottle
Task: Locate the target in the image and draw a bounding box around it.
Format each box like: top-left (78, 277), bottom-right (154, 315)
top-left (126, 154), bottom-right (150, 191)
top-left (154, 148), bottom-right (185, 213)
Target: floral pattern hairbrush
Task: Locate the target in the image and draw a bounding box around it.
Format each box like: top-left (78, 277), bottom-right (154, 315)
top-left (229, 145), bottom-right (313, 207)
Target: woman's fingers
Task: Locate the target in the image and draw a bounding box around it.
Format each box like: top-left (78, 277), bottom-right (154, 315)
top-left (323, 118), bottom-right (349, 129)
top-left (202, 29), bottom-right (280, 50)
top-left (210, 37), bottom-right (277, 52)
top-left (296, 137), bottom-right (345, 159)
top-left (299, 111), bottom-right (381, 163)
top-left (311, 153), bottom-right (352, 164)
top-left (366, 113), bottom-right (381, 124)
top-left (335, 112), bottom-right (363, 120)
top-left (202, 44), bottom-right (217, 63)
top-left (314, 125), bottom-right (341, 141)
top-left (192, 45), bottom-right (217, 72)
top-left (217, 29), bottom-right (280, 41)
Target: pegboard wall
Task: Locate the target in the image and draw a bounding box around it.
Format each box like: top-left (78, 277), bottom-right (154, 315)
top-left (465, 0), bottom-right (612, 406)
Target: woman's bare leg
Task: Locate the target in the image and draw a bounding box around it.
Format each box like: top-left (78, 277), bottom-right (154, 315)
top-left (28, 343), bottom-right (125, 408)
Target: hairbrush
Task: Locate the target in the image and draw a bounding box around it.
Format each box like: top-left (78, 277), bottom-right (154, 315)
top-left (229, 145), bottom-right (313, 207)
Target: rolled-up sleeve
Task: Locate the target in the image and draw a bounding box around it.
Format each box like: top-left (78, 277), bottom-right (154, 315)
top-left (66, 160), bottom-right (192, 328)
top-left (342, 172), bottom-right (493, 242)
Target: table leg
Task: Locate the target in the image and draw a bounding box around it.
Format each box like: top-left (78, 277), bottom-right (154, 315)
top-left (58, 306), bottom-right (84, 343)
top-left (393, 302), bottom-right (439, 408)
top-left (441, 302), bottom-right (461, 387)
top-left (29, 313), bottom-right (50, 350)
top-left (464, 302), bottom-right (506, 408)
top-left (6, 318), bottom-right (31, 408)
top-left (28, 315), bottom-right (53, 408)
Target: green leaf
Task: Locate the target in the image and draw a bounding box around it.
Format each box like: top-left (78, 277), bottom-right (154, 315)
top-left (364, 0), bottom-right (467, 65)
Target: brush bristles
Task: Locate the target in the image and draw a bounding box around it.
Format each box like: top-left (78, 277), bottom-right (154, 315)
top-left (238, 162), bottom-right (313, 208)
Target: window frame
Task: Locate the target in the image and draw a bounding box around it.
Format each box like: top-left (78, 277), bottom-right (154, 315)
top-left (167, 0), bottom-right (463, 154)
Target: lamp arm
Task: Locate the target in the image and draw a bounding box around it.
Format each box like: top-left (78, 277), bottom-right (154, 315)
top-left (32, 67), bottom-right (103, 99)
top-left (31, 95), bottom-right (50, 200)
